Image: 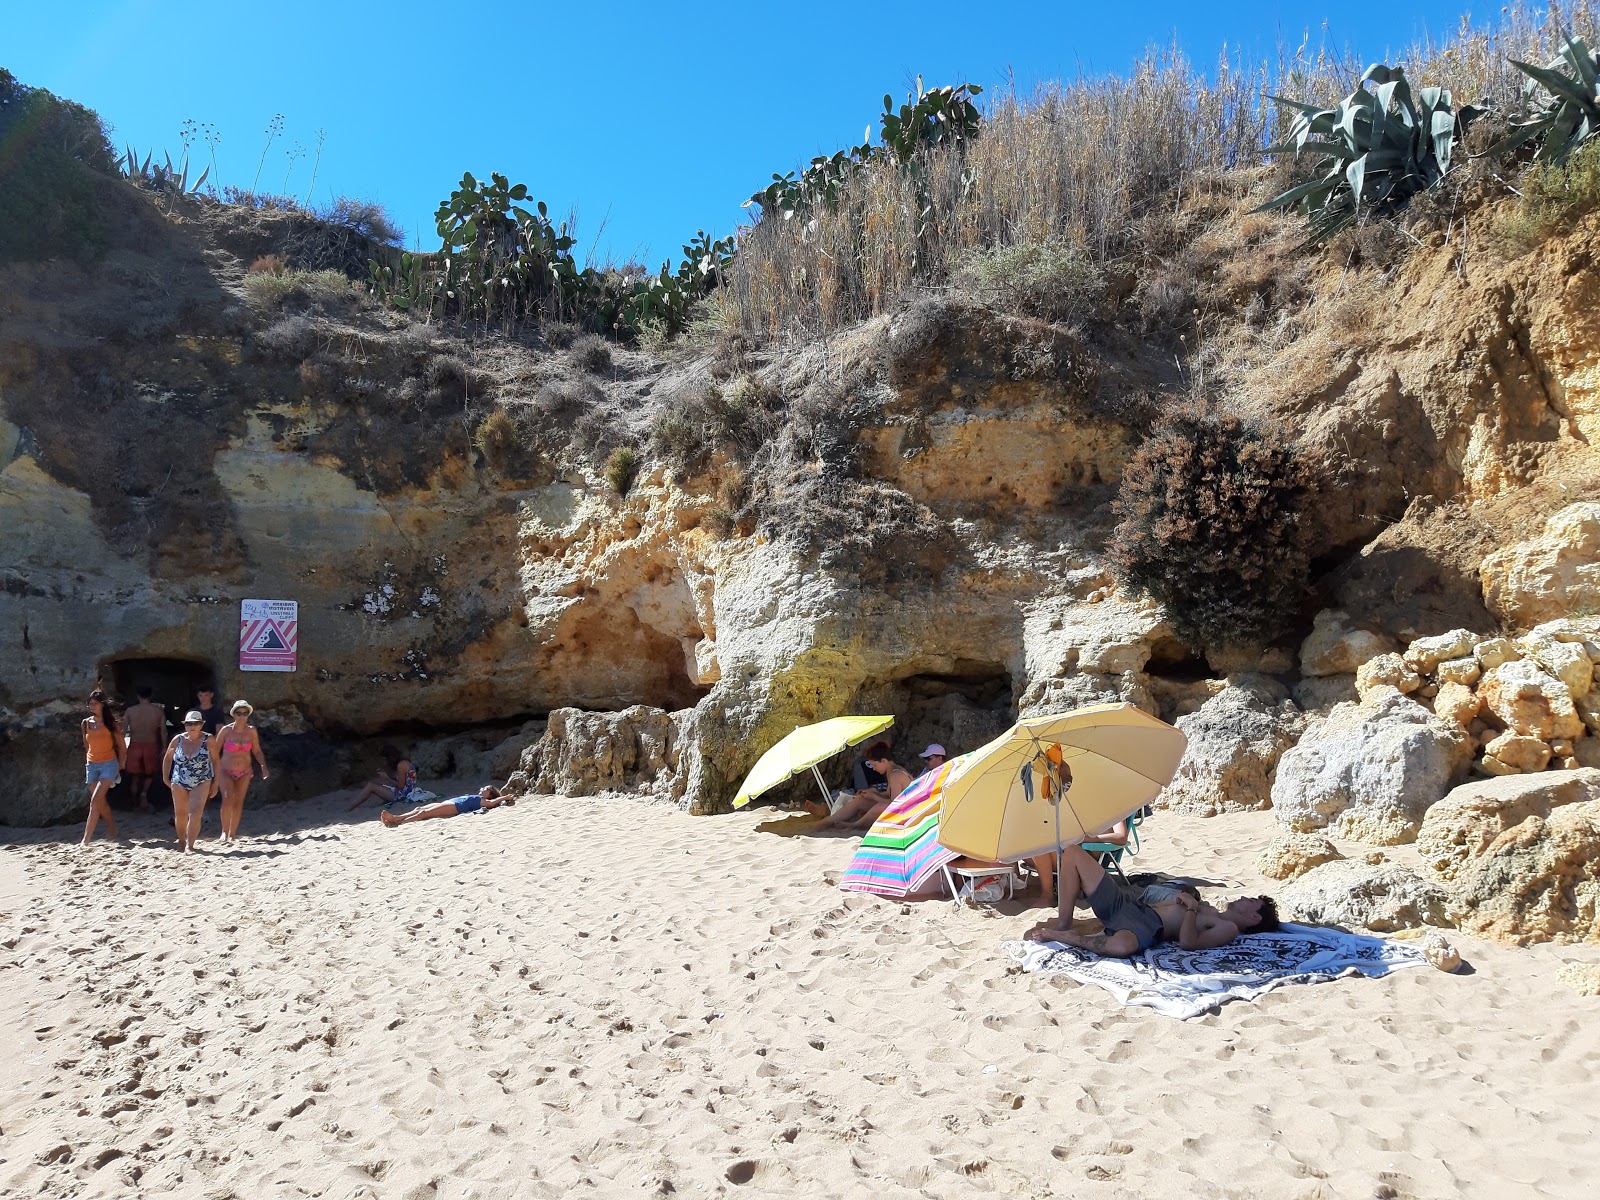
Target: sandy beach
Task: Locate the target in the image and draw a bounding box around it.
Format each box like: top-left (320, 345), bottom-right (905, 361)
top-left (3, 790), bottom-right (1599, 1200)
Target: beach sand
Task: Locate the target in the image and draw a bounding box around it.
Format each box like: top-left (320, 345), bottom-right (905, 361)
top-left (3, 789), bottom-right (1598, 1199)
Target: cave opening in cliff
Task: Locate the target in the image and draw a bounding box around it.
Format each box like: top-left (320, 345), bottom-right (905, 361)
top-left (1143, 637), bottom-right (1208, 679)
top-left (878, 665), bottom-right (1014, 760)
top-left (103, 655), bottom-right (217, 712)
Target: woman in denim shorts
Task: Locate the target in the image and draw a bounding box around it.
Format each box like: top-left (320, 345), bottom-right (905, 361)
top-left (81, 688), bottom-right (125, 844)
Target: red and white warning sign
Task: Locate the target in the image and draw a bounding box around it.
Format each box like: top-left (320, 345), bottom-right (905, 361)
top-left (240, 599), bottom-right (298, 672)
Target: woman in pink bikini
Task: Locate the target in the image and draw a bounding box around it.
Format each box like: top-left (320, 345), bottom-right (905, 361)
top-left (216, 700), bottom-right (268, 844)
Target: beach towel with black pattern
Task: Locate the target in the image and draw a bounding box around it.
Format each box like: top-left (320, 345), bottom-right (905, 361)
top-left (1004, 923), bottom-right (1429, 1020)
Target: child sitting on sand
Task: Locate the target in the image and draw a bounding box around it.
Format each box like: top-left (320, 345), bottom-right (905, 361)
top-left (380, 786), bottom-right (513, 827)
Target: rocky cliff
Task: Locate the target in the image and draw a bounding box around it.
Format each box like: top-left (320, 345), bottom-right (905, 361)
top-left (6, 176), bottom-right (1600, 944)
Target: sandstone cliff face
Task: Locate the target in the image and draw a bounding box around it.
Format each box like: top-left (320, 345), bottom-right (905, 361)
top-left (6, 183), bottom-right (1600, 901)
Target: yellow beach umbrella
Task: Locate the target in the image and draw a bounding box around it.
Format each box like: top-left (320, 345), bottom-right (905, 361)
top-left (936, 703), bottom-right (1187, 862)
top-left (731, 715), bottom-right (895, 809)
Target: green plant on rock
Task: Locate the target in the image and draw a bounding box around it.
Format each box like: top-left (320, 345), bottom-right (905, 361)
top-left (744, 79), bottom-right (982, 220)
top-left (1496, 34), bottom-right (1600, 165)
top-left (605, 446), bottom-right (639, 496)
top-left (1108, 405), bottom-right (1318, 651)
top-left (1258, 64), bottom-right (1482, 242)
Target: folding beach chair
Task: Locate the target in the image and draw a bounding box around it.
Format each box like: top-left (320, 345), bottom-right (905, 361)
top-left (1082, 807), bottom-right (1150, 881)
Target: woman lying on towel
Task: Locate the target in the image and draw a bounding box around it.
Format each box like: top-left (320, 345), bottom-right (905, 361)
top-left (380, 785), bottom-right (513, 827)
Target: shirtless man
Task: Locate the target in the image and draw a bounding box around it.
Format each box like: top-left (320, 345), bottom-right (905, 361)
top-left (123, 687), bottom-right (167, 813)
top-left (1024, 843), bottom-right (1279, 957)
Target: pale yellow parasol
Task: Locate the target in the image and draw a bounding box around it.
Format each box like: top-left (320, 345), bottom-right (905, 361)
top-left (935, 703), bottom-right (1187, 862)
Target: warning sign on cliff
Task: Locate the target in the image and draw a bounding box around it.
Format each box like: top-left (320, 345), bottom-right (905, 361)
top-left (240, 599), bottom-right (298, 672)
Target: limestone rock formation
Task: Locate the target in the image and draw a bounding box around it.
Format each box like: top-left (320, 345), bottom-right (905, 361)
top-left (1558, 962), bottom-right (1600, 996)
top-left (1420, 932), bottom-right (1462, 973)
top-left (1403, 629), bottom-right (1479, 676)
top-left (1258, 832), bottom-right (1343, 881)
top-left (1299, 610), bottom-right (1396, 677)
top-left (1159, 675), bottom-right (1302, 816)
top-left (516, 706), bottom-right (694, 804)
top-left (1477, 660), bottom-right (1585, 741)
top-left (1355, 653), bottom-right (1422, 699)
top-left (1481, 504), bottom-right (1600, 629)
top-left (1271, 691), bottom-right (1472, 844)
top-left (1293, 674), bottom-right (1357, 715)
top-left (1280, 860), bottom-right (1453, 932)
top-left (1415, 768), bottom-right (1600, 882)
top-left (1432, 681), bottom-right (1481, 728)
top-left (1480, 731), bottom-right (1553, 775)
top-left (1448, 801), bottom-right (1600, 944)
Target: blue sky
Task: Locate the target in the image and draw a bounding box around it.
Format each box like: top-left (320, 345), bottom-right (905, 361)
top-left (11, 1), bottom-right (1496, 266)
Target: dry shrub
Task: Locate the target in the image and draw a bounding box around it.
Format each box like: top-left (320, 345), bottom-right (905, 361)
top-left (249, 254), bottom-right (287, 275)
top-left (243, 268), bottom-right (354, 312)
top-left (728, 2), bottom-right (1599, 340)
top-left (570, 334), bottom-right (613, 374)
top-left (474, 407), bottom-right (539, 476)
top-left (951, 240), bottom-right (1104, 325)
top-left (1110, 404), bottom-right (1317, 650)
top-left (1490, 140), bottom-right (1600, 256)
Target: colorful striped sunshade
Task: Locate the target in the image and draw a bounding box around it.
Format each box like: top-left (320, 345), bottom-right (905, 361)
top-left (837, 754), bottom-right (964, 897)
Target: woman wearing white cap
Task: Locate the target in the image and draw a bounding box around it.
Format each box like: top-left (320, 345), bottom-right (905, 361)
top-left (162, 711), bottom-right (219, 853)
top-left (216, 700), bottom-right (269, 844)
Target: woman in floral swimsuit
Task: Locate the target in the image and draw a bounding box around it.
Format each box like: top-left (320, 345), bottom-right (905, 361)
top-left (163, 710), bottom-right (219, 853)
top-left (215, 700), bottom-right (268, 844)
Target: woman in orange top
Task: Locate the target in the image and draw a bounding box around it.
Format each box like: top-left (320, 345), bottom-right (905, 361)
top-left (81, 688), bottom-right (125, 844)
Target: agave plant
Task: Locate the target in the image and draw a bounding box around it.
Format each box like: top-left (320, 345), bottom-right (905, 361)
top-left (1258, 64), bottom-right (1482, 241)
top-left (119, 145), bottom-right (210, 196)
top-left (1497, 34), bottom-right (1600, 164)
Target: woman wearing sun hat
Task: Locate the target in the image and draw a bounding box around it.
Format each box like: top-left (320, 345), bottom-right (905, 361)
top-left (163, 710), bottom-right (219, 853)
top-left (216, 700), bottom-right (268, 844)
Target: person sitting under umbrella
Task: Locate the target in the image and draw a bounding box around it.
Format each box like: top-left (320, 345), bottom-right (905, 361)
top-left (380, 785), bottom-right (513, 827)
top-left (1023, 842), bottom-right (1279, 956)
top-left (811, 742), bottom-right (913, 832)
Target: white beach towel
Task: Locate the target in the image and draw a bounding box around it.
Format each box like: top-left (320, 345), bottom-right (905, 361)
top-left (1004, 923), bottom-right (1429, 1020)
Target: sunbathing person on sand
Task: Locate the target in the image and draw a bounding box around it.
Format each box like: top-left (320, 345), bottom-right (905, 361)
top-left (811, 742), bottom-right (912, 832)
top-left (380, 785), bottom-right (513, 827)
top-left (1023, 844), bottom-right (1278, 957)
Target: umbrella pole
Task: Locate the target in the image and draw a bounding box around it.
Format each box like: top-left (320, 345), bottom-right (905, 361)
top-left (810, 765), bottom-right (834, 811)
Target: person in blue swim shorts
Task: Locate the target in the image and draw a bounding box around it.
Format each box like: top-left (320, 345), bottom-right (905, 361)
top-left (380, 785), bottom-right (512, 828)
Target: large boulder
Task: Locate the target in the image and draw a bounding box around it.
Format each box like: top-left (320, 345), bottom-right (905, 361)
top-left (1299, 610), bottom-right (1396, 677)
top-left (1258, 832), bottom-right (1343, 881)
top-left (1280, 860), bottom-right (1453, 932)
top-left (515, 705), bottom-right (694, 803)
top-left (1477, 660), bottom-right (1585, 740)
top-left (1481, 503), bottom-right (1600, 629)
top-left (1271, 691), bottom-right (1472, 844)
top-left (1159, 675), bottom-right (1303, 816)
top-left (1415, 768), bottom-right (1600, 882)
top-left (1448, 801), bottom-right (1600, 945)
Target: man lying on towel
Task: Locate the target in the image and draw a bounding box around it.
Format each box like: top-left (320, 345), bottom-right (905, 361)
top-left (1023, 844), bottom-right (1279, 957)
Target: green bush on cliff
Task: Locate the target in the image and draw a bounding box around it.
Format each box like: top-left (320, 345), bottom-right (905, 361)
top-left (0, 69), bottom-right (117, 260)
top-left (951, 239), bottom-right (1104, 325)
top-left (1491, 139), bottom-right (1600, 254)
top-left (1109, 405), bottom-right (1317, 650)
